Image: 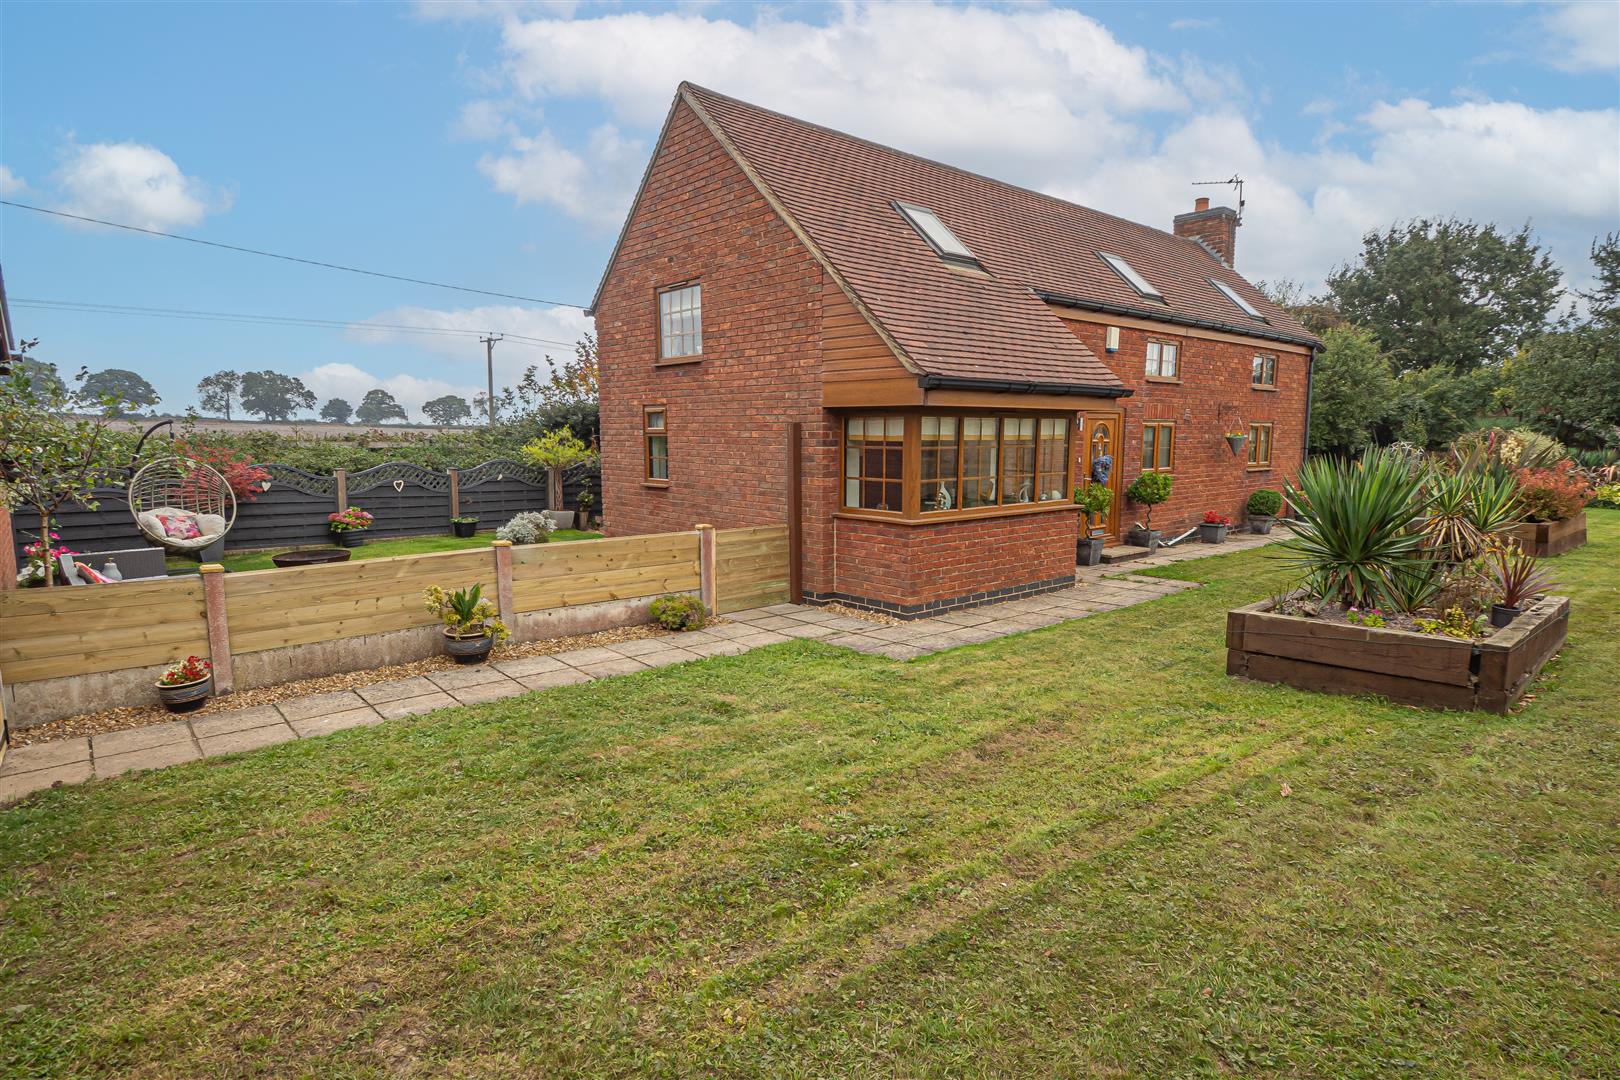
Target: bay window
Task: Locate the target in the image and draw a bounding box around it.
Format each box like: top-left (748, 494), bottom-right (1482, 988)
top-left (844, 416), bottom-right (904, 512)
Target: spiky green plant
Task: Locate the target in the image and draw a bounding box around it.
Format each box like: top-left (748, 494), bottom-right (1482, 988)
top-left (1420, 469), bottom-right (1486, 563)
top-left (1278, 446), bottom-right (1429, 608)
top-left (1464, 468), bottom-right (1523, 539)
top-left (1377, 556), bottom-right (1448, 615)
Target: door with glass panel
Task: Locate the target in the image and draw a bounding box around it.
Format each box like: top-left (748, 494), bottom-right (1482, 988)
top-left (1080, 413), bottom-right (1123, 543)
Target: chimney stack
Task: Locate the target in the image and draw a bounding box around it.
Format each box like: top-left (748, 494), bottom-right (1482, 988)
top-left (1174, 197), bottom-right (1238, 266)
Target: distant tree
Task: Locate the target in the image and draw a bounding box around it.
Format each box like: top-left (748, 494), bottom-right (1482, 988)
top-left (1308, 327), bottom-right (1397, 455)
top-left (422, 394), bottom-right (473, 426)
top-left (78, 368), bottom-right (159, 415)
top-left (239, 370), bottom-right (316, 421)
top-left (355, 388), bottom-right (408, 425)
top-left (196, 370), bottom-right (242, 419)
top-left (319, 397), bottom-right (353, 424)
top-left (505, 335), bottom-right (601, 441)
top-left (1327, 219), bottom-right (1562, 374)
top-left (1578, 232), bottom-right (1620, 326)
top-left (13, 353), bottom-right (66, 398)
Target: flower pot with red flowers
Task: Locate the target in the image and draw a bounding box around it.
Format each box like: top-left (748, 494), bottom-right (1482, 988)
top-left (1199, 511), bottom-right (1233, 544)
top-left (156, 656), bottom-right (213, 712)
top-left (328, 506), bottom-right (374, 547)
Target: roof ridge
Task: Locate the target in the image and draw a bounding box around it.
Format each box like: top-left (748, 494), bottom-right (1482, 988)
top-left (679, 81), bottom-right (1220, 263)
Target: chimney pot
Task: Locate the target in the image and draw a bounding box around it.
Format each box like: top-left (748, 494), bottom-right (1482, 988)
top-left (1194, 196), bottom-right (1209, 212)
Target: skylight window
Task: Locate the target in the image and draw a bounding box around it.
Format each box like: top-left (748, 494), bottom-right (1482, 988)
top-left (895, 201), bottom-right (980, 268)
top-left (1098, 252), bottom-right (1163, 302)
top-left (1211, 279), bottom-right (1267, 322)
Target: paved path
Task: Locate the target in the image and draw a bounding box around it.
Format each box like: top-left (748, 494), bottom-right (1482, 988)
top-left (0, 530), bottom-right (1284, 804)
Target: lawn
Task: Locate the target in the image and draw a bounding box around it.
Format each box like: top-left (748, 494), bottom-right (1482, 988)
top-left (190, 529), bottom-right (602, 572)
top-left (5, 513), bottom-right (1616, 1077)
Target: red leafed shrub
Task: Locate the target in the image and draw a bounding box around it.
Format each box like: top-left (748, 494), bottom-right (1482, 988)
top-left (177, 441), bottom-right (270, 503)
top-left (1513, 461), bottom-right (1592, 523)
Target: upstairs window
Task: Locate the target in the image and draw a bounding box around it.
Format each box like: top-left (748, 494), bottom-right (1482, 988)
top-left (658, 284), bottom-right (702, 359)
top-left (1098, 252), bottom-right (1163, 301)
top-left (1145, 340), bottom-right (1179, 379)
top-left (1212, 279), bottom-right (1267, 321)
top-left (1252, 354), bottom-right (1277, 387)
top-left (895, 201), bottom-right (981, 269)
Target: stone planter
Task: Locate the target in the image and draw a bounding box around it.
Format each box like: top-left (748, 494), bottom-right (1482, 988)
top-left (1077, 536), bottom-right (1105, 566)
top-left (1227, 593), bottom-right (1569, 714)
top-left (1249, 515), bottom-right (1275, 535)
top-left (1126, 526), bottom-right (1160, 551)
top-left (1198, 523), bottom-right (1229, 544)
top-left (1508, 512), bottom-right (1586, 558)
top-left (331, 529), bottom-right (365, 549)
top-left (445, 630), bottom-right (495, 664)
top-left (452, 519), bottom-right (478, 538)
top-left (156, 675), bottom-right (211, 713)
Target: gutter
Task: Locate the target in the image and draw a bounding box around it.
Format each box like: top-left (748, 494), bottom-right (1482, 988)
top-left (918, 374), bottom-right (1133, 399)
top-left (1303, 346), bottom-right (1317, 463)
top-left (1035, 289), bottom-right (1323, 351)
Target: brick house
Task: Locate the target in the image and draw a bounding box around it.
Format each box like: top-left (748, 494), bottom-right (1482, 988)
top-left (589, 84), bottom-right (1321, 617)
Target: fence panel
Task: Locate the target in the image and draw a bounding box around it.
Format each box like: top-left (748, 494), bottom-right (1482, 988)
top-left (509, 531), bottom-right (698, 612)
top-left (0, 576), bottom-right (208, 682)
top-left (8, 487), bottom-right (146, 564)
top-left (230, 467), bottom-right (336, 549)
top-left (714, 525), bottom-right (791, 613)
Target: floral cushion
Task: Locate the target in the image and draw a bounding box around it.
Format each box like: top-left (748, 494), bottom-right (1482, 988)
top-left (155, 511), bottom-right (203, 540)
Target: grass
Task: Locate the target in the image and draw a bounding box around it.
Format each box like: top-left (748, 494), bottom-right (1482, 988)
top-left (189, 529), bottom-right (602, 572)
top-left (5, 512), bottom-right (1617, 1077)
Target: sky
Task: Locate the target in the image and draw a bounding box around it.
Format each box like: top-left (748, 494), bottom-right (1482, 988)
top-left (2, 0), bottom-right (1617, 419)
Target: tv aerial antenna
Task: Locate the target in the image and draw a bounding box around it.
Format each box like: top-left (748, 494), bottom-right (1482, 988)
top-left (1193, 175), bottom-right (1245, 224)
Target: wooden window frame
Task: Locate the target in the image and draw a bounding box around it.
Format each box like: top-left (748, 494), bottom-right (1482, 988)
top-left (1140, 421), bottom-right (1176, 473)
top-left (836, 409), bottom-right (1076, 524)
top-left (1247, 422), bottom-right (1274, 470)
top-left (656, 282), bottom-right (703, 364)
top-left (643, 406), bottom-right (670, 486)
top-left (1251, 353), bottom-right (1278, 389)
top-left (843, 415), bottom-right (907, 514)
top-left (1144, 338), bottom-right (1182, 383)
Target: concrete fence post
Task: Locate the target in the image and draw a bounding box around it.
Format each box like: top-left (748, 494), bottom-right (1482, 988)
top-left (333, 469), bottom-right (348, 512)
top-left (491, 539), bottom-right (515, 628)
top-left (696, 524), bottom-right (717, 614)
top-left (0, 505), bottom-right (16, 592)
top-left (448, 468), bottom-right (461, 519)
top-left (198, 563), bottom-right (234, 695)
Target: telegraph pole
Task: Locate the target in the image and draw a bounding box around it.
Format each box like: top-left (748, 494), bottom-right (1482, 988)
top-left (480, 333), bottom-right (503, 427)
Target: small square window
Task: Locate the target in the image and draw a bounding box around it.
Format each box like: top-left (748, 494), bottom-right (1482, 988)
top-left (658, 284), bottom-right (702, 359)
top-left (1251, 354), bottom-right (1277, 387)
top-left (1146, 341), bottom-right (1178, 379)
top-left (1247, 423), bottom-right (1273, 468)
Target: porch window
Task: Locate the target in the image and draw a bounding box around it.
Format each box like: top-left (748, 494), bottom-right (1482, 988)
top-left (961, 417), bottom-right (1000, 509)
top-left (1037, 418), bottom-right (1070, 501)
top-left (844, 415), bottom-right (904, 512)
top-left (643, 407), bottom-right (669, 482)
top-left (921, 416), bottom-right (960, 511)
top-left (658, 284), bottom-right (702, 359)
top-left (1146, 340), bottom-right (1179, 379)
top-left (1251, 354), bottom-right (1277, 387)
top-left (1141, 422), bottom-right (1175, 473)
top-left (1248, 423), bottom-right (1273, 468)
top-left (1001, 418), bottom-right (1037, 505)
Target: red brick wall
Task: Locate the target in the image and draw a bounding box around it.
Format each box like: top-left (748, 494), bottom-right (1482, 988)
top-left (829, 510), bottom-right (1079, 612)
top-left (1060, 316), bottom-right (1310, 534)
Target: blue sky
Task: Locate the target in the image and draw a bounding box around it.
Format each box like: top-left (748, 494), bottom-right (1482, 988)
top-left (3, 1), bottom-right (1616, 418)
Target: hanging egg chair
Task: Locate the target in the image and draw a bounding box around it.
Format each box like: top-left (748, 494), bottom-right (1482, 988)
top-left (128, 457), bottom-right (237, 554)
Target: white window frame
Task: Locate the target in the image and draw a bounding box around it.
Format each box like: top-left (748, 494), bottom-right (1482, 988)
top-left (1146, 340), bottom-right (1179, 379)
top-left (658, 284), bottom-right (702, 360)
top-left (1098, 252), bottom-right (1164, 301)
top-left (895, 201), bottom-right (981, 268)
top-left (1211, 278), bottom-right (1267, 322)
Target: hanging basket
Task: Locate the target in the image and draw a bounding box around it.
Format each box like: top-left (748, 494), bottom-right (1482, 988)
top-left (128, 459), bottom-right (238, 554)
top-left (1225, 434), bottom-right (1249, 455)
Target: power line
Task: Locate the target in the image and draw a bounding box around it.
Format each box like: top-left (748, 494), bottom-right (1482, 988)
top-left (11, 297), bottom-right (578, 349)
top-left (0, 199), bottom-right (589, 309)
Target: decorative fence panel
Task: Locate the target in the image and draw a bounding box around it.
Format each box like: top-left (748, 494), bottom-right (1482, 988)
top-left (226, 467), bottom-right (337, 551)
top-left (9, 487), bottom-right (147, 559)
top-left (714, 526), bottom-right (792, 613)
top-left (347, 463), bottom-right (454, 540)
top-left (0, 576), bottom-right (208, 682)
top-left (458, 459), bottom-right (550, 529)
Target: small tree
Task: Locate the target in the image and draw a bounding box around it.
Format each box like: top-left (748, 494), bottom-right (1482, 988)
top-left (520, 428), bottom-right (597, 512)
top-left (356, 388), bottom-right (408, 425)
top-left (0, 370), bottom-right (130, 588)
top-left (1125, 472), bottom-right (1173, 533)
top-left (320, 397), bottom-right (353, 424)
top-left (197, 370), bottom-right (243, 420)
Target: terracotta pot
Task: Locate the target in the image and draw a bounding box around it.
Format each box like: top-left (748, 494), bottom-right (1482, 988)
top-left (156, 676), bottom-right (211, 713)
top-left (445, 630), bottom-right (494, 664)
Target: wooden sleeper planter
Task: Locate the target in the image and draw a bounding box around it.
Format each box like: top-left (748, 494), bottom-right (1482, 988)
top-left (1227, 593), bottom-right (1569, 714)
top-left (1507, 511), bottom-right (1586, 558)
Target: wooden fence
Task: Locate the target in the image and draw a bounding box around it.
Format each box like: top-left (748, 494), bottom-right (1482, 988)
top-left (0, 525), bottom-right (790, 692)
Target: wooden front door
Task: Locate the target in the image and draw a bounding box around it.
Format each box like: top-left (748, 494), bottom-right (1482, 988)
top-left (1080, 412), bottom-right (1124, 543)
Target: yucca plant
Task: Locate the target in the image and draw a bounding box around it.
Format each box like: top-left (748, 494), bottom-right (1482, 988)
top-left (1463, 467), bottom-right (1523, 539)
top-left (1377, 556), bottom-right (1448, 616)
top-left (1419, 469), bottom-right (1485, 563)
top-left (1279, 446), bottom-right (1429, 608)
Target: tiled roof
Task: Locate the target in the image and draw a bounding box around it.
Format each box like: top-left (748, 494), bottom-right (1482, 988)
top-left (679, 84), bottom-right (1318, 392)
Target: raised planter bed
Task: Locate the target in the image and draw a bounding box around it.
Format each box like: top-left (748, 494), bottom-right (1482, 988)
top-left (1227, 593), bottom-right (1569, 714)
top-left (1508, 511), bottom-right (1586, 558)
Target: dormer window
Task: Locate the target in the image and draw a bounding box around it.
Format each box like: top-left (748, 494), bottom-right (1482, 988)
top-left (1211, 279), bottom-right (1267, 322)
top-left (895, 201), bottom-right (981, 269)
top-left (1098, 252), bottom-right (1163, 302)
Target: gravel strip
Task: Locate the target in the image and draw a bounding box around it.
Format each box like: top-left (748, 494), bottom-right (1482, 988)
top-left (821, 602), bottom-right (904, 627)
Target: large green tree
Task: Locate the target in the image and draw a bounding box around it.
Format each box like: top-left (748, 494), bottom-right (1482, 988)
top-left (319, 397), bottom-right (353, 424)
top-left (1326, 219), bottom-right (1562, 374)
top-left (196, 370), bottom-right (242, 420)
top-left (239, 370), bottom-right (316, 421)
top-left (355, 388), bottom-right (408, 425)
top-left (78, 368), bottom-right (160, 415)
top-left (1307, 327), bottom-right (1396, 454)
top-left (422, 394), bottom-right (472, 426)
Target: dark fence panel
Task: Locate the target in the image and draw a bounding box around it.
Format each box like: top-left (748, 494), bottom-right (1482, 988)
top-left (347, 463), bottom-right (453, 539)
top-left (458, 459), bottom-right (549, 529)
top-left (230, 486), bottom-right (335, 550)
top-left (9, 487), bottom-right (147, 564)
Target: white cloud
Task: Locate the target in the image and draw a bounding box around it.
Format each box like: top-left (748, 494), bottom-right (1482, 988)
top-left (1169, 17), bottom-right (1219, 31)
top-left (478, 125), bottom-right (644, 226)
top-left (54, 141), bottom-right (227, 229)
top-left (1535, 2), bottom-right (1620, 73)
top-left (452, 99), bottom-right (518, 141)
top-left (0, 165), bottom-right (25, 195)
top-left (345, 303), bottom-right (594, 395)
top-left (298, 363), bottom-right (483, 420)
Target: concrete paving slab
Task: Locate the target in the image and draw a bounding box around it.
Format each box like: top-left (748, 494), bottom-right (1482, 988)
top-left (289, 707), bottom-right (385, 739)
top-left (720, 608), bottom-right (775, 623)
top-left (683, 638), bottom-right (751, 658)
top-left (3, 737), bottom-right (90, 773)
top-left (449, 679), bottom-right (528, 705)
top-left (553, 646), bottom-right (628, 668)
top-left (199, 723), bottom-right (296, 758)
top-left (356, 677), bottom-right (441, 705)
top-left (783, 608), bottom-right (842, 624)
top-left (871, 641), bottom-right (929, 660)
top-left (95, 740), bottom-right (201, 779)
top-left (574, 657), bottom-right (651, 679)
top-left (1, 761), bottom-right (92, 802)
top-left (276, 690), bottom-right (368, 723)
top-left (609, 637), bottom-right (682, 657)
top-left (492, 654), bottom-right (571, 678)
top-left (703, 623), bottom-right (759, 640)
top-left (778, 622), bottom-right (837, 640)
top-left (634, 648), bottom-right (701, 667)
top-left (426, 665), bottom-right (509, 692)
top-left (813, 616), bottom-right (874, 632)
top-left (733, 631), bottom-right (791, 648)
top-left (91, 721), bottom-right (193, 758)
top-left (190, 706), bottom-right (286, 738)
top-left (373, 692), bottom-right (457, 720)
top-left (749, 616), bottom-right (803, 632)
top-left (516, 668), bottom-right (595, 691)
top-left (760, 603), bottom-right (806, 615)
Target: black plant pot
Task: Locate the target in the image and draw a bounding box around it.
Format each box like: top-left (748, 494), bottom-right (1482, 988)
top-left (332, 529), bottom-right (364, 548)
top-left (1077, 536), bottom-right (1105, 566)
top-left (1249, 515), bottom-right (1275, 535)
top-left (1126, 527), bottom-right (1160, 552)
top-left (156, 676), bottom-right (211, 713)
top-left (445, 631), bottom-right (495, 664)
top-left (452, 519), bottom-right (478, 538)
top-left (1490, 603), bottom-right (1521, 628)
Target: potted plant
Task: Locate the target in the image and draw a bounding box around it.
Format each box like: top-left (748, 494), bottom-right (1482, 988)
top-left (156, 655), bottom-right (213, 712)
top-left (1246, 488), bottom-right (1283, 534)
top-left (328, 506), bottom-right (374, 548)
top-left (424, 583), bottom-right (510, 663)
top-left (1124, 472), bottom-right (1172, 550)
top-left (1487, 544), bottom-right (1556, 628)
top-left (1198, 510), bottom-right (1232, 544)
top-left (576, 491), bottom-right (595, 530)
top-left (1224, 431), bottom-right (1248, 455)
top-left (1072, 481), bottom-right (1112, 565)
top-left (451, 515), bottom-right (479, 538)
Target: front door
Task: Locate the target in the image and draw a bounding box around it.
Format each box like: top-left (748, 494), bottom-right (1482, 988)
top-left (1080, 413), bottom-right (1124, 543)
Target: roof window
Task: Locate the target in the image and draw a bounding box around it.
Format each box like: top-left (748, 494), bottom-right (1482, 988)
top-left (1098, 252), bottom-right (1163, 302)
top-left (1211, 279), bottom-right (1267, 322)
top-left (895, 201), bottom-right (980, 268)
